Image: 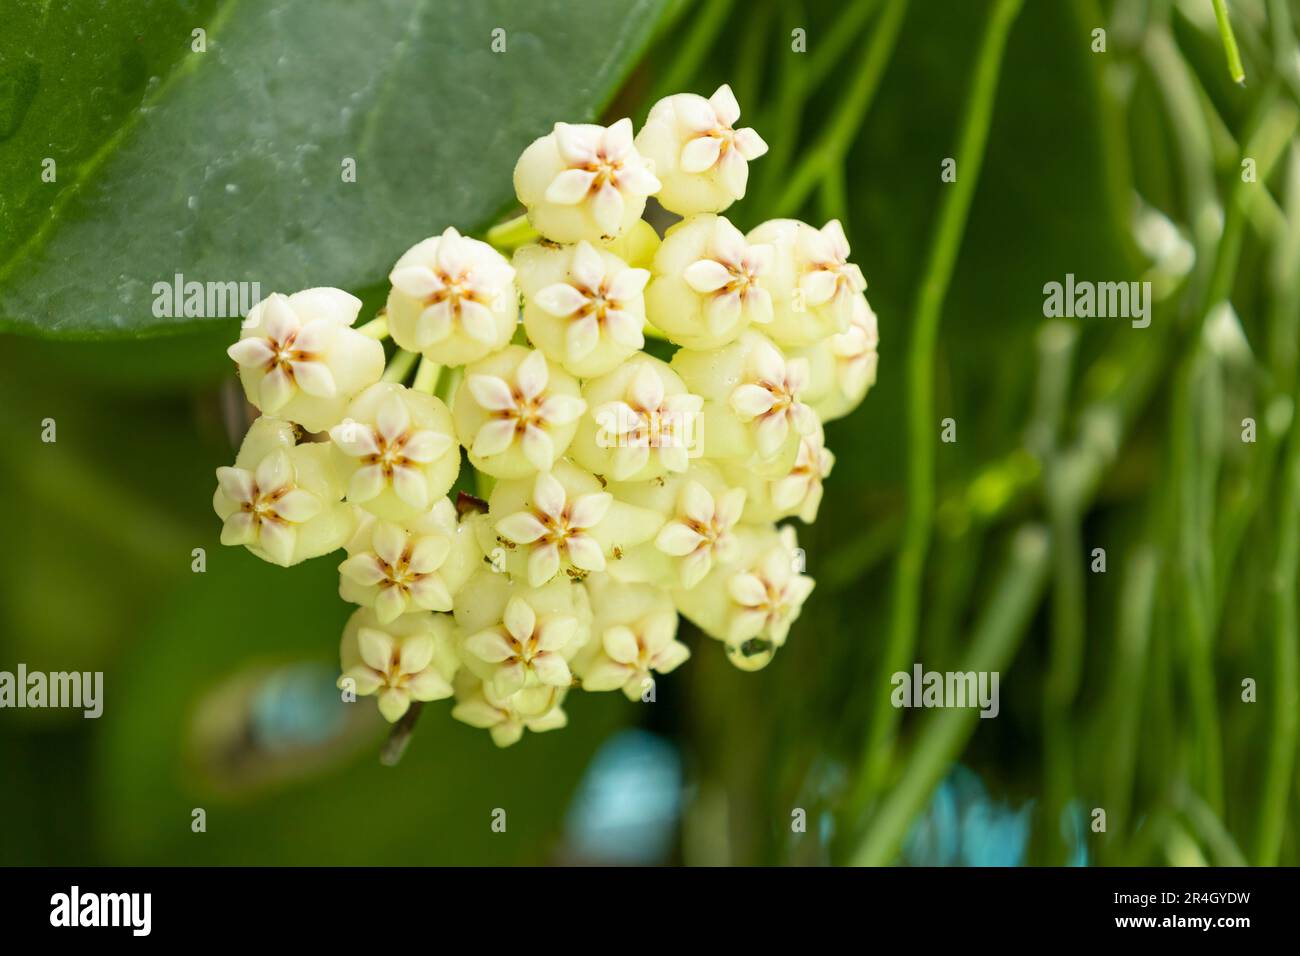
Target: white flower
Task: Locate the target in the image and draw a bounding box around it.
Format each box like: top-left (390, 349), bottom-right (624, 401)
top-left (514, 118), bottom-right (661, 243)
top-left (813, 293), bottom-right (879, 422)
top-left (653, 479), bottom-right (746, 587)
top-left (451, 672), bottom-right (567, 748)
top-left (517, 240), bottom-right (649, 377)
top-left (213, 417), bottom-right (354, 567)
top-left (462, 594), bottom-right (580, 701)
top-left (635, 84), bottom-right (768, 215)
top-left (645, 214), bottom-right (775, 349)
top-left (673, 331), bottom-right (817, 471)
top-left (576, 577), bottom-right (689, 700)
top-left (386, 227), bottom-right (518, 366)
top-left (725, 423), bottom-right (834, 524)
top-left (494, 471), bottom-right (612, 586)
top-left (338, 499), bottom-right (479, 622)
top-left (227, 289), bottom-right (384, 432)
top-left (329, 383), bottom-right (459, 521)
top-left (337, 608), bottom-right (458, 722)
top-left (452, 346), bottom-right (585, 478)
top-left (673, 525), bottom-right (814, 671)
top-left (572, 356), bottom-right (704, 481)
top-left (746, 218), bottom-right (867, 346)
top-left (483, 460), bottom-right (662, 586)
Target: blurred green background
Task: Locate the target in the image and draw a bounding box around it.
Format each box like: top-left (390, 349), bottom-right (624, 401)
top-left (2, 0), bottom-right (1299, 866)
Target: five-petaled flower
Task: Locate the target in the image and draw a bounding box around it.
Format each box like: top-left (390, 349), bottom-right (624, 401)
top-left (495, 471), bottom-right (613, 586)
top-left (635, 84), bottom-right (768, 215)
top-left (455, 347), bottom-right (586, 477)
top-left (386, 227), bottom-right (518, 366)
top-left (728, 336), bottom-right (817, 458)
top-left (463, 595), bottom-right (579, 699)
top-left (514, 118), bottom-right (661, 243)
top-left (529, 240), bottom-right (649, 368)
top-left (654, 479), bottom-right (746, 588)
top-left (216, 451), bottom-right (321, 565)
top-left (726, 527), bottom-right (815, 648)
top-left (337, 612), bottom-right (456, 722)
top-left (581, 613), bottom-right (689, 700)
top-left (227, 289), bottom-right (385, 432)
top-left (339, 507), bottom-right (464, 622)
top-left (582, 359), bottom-right (703, 480)
top-left (451, 674), bottom-right (567, 748)
top-left (330, 383), bottom-right (458, 520)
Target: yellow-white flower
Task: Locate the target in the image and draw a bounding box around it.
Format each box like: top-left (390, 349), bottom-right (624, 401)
top-left (484, 460), bottom-right (663, 586)
top-left (812, 293), bottom-right (879, 422)
top-left (572, 355), bottom-right (704, 481)
top-left (337, 608), bottom-right (459, 722)
top-left (451, 672), bottom-right (568, 748)
top-left (575, 577), bottom-right (689, 700)
top-left (514, 118), bottom-right (661, 243)
top-left (227, 289), bottom-right (385, 433)
top-left (452, 346), bottom-right (585, 478)
top-left (673, 330), bottom-right (817, 474)
top-left (386, 227), bottom-right (518, 366)
top-left (213, 417), bottom-right (354, 567)
top-left (338, 499), bottom-right (480, 622)
top-left (329, 383), bottom-right (459, 521)
top-left (724, 422), bottom-right (834, 524)
top-left (604, 462), bottom-right (745, 589)
top-left (516, 240), bottom-right (649, 377)
top-left (645, 214), bottom-right (775, 349)
top-left (746, 218), bottom-right (867, 346)
top-left (463, 593), bottom-right (579, 700)
top-left (674, 524), bottom-right (814, 670)
top-left (635, 84), bottom-right (768, 215)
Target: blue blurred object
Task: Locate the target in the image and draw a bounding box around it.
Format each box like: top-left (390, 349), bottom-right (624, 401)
top-left (563, 730), bottom-right (682, 865)
top-left (249, 663), bottom-right (348, 752)
top-left (900, 764), bottom-right (1088, 866)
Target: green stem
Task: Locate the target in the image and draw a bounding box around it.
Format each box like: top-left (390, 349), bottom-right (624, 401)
top-left (413, 357), bottom-right (442, 395)
top-left (648, 0), bottom-right (736, 104)
top-left (381, 348), bottom-right (419, 384)
top-left (849, 526), bottom-right (1050, 866)
top-left (356, 316), bottom-right (389, 339)
top-left (1212, 0), bottom-right (1246, 84)
top-left (851, 0), bottom-right (1023, 810)
top-left (775, 0), bottom-right (908, 215)
top-left (485, 213), bottom-right (539, 252)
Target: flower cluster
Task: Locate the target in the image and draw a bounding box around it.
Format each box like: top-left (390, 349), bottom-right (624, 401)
top-left (215, 84), bottom-right (878, 747)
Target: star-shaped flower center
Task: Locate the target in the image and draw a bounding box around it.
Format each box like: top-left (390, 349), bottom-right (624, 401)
top-left (463, 597), bottom-right (579, 697)
top-left (544, 119), bottom-right (662, 235)
top-left (467, 351), bottom-right (585, 471)
top-left (217, 450), bottom-right (323, 564)
top-left (674, 85), bottom-right (768, 176)
top-left (654, 479), bottom-right (746, 587)
top-left (227, 295), bottom-right (338, 410)
top-left (330, 396), bottom-right (452, 511)
top-left (496, 471), bottom-right (612, 586)
top-left (388, 227), bottom-right (513, 347)
top-left (729, 339), bottom-right (816, 457)
top-left (534, 242), bottom-right (649, 361)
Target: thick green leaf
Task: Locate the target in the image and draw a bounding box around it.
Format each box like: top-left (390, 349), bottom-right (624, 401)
top-left (0, 0), bottom-right (665, 339)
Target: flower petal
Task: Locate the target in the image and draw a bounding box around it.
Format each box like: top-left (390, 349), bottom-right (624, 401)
top-left (515, 350), bottom-right (550, 401)
top-left (389, 265), bottom-right (440, 299)
top-left (227, 337), bottom-right (275, 368)
top-left (535, 282), bottom-right (588, 318)
top-left (680, 135), bottom-right (722, 174)
top-left (216, 466), bottom-right (256, 504)
top-left (340, 553), bottom-right (387, 587)
top-left (531, 652), bottom-right (572, 687)
top-left (564, 533), bottom-right (606, 572)
top-left (545, 168), bottom-right (597, 205)
top-left (376, 396), bottom-right (411, 443)
top-left (683, 258), bottom-right (733, 294)
top-left (521, 424), bottom-right (555, 471)
top-left (527, 541), bottom-right (561, 586)
top-left (472, 418), bottom-right (519, 458)
top-left (709, 83), bottom-right (741, 127)
top-left (358, 626), bottom-right (395, 671)
top-left (348, 464), bottom-right (387, 503)
top-left (272, 489), bottom-right (321, 523)
top-left (401, 428), bottom-right (452, 464)
top-left (532, 471), bottom-right (568, 519)
top-left (259, 365), bottom-right (296, 412)
top-left (730, 383), bottom-right (776, 420)
top-left (255, 450), bottom-right (294, 495)
top-left (590, 183), bottom-right (625, 236)
top-left (391, 464), bottom-right (429, 510)
top-left (655, 520), bottom-right (705, 557)
top-left (496, 510), bottom-right (549, 545)
top-left (330, 420), bottom-right (380, 457)
top-left (568, 491), bottom-right (612, 529)
top-left (603, 625), bottom-right (641, 665)
top-left (465, 628), bottom-right (517, 664)
top-left (504, 597), bottom-right (537, 642)
top-left (467, 374), bottom-right (517, 413)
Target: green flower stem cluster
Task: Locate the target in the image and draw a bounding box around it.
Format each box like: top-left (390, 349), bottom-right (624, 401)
top-left (214, 83), bottom-right (877, 748)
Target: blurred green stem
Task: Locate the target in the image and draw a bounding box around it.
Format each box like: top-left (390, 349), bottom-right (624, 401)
top-left (852, 0), bottom-right (1023, 811)
top-left (382, 348), bottom-right (419, 384)
top-left (648, 0), bottom-right (736, 103)
top-left (774, 0), bottom-right (908, 215)
top-left (1211, 0), bottom-right (1246, 84)
top-left (849, 526), bottom-right (1049, 866)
